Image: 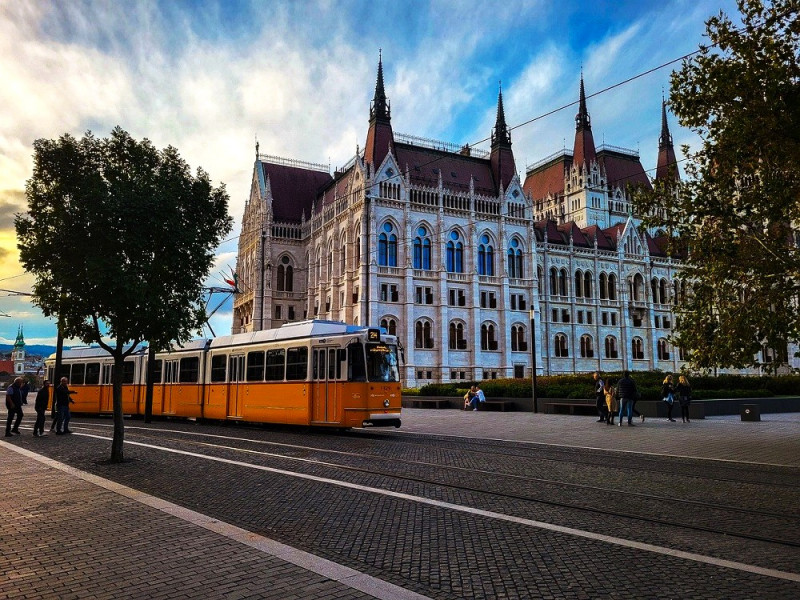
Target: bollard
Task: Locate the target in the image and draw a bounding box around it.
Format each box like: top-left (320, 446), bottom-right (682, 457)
top-left (740, 404), bottom-right (761, 422)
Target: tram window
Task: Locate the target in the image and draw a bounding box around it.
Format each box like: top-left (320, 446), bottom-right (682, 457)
top-left (85, 363), bottom-right (101, 385)
top-left (315, 350), bottom-right (326, 380)
top-left (122, 361), bottom-right (135, 384)
top-left (286, 346), bottom-right (308, 380)
top-left (179, 357), bottom-right (199, 383)
top-left (348, 342), bottom-right (367, 382)
top-left (265, 349), bottom-right (285, 381)
top-left (71, 363), bottom-right (86, 385)
top-left (327, 349), bottom-right (336, 379)
top-left (58, 364), bottom-right (71, 381)
top-left (150, 359), bottom-right (163, 384)
top-left (247, 351), bottom-right (265, 381)
top-left (366, 343), bottom-right (399, 382)
top-left (210, 355), bottom-right (227, 383)
top-left (337, 349), bottom-right (346, 379)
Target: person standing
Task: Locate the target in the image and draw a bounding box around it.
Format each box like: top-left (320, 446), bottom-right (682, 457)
top-left (33, 380), bottom-right (51, 437)
top-left (593, 372), bottom-right (606, 423)
top-left (55, 377), bottom-right (76, 434)
top-left (676, 375), bottom-right (692, 423)
top-left (5, 377), bottom-right (24, 436)
top-left (662, 374), bottom-right (676, 422)
top-left (616, 371), bottom-right (638, 427)
top-left (603, 379), bottom-right (618, 425)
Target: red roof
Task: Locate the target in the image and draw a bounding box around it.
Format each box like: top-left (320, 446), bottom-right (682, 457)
top-left (0, 360), bottom-right (14, 375)
top-left (261, 162), bottom-right (332, 223)
top-left (523, 157), bottom-right (568, 199)
top-left (394, 144), bottom-right (498, 196)
top-left (597, 149), bottom-right (652, 193)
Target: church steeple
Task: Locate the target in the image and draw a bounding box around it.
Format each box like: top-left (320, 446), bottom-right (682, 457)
top-left (364, 51), bottom-right (394, 168)
top-left (490, 84), bottom-right (516, 191)
top-left (656, 97), bottom-right (680, 182)
top-left (572, 74), bottom-right (597, 166)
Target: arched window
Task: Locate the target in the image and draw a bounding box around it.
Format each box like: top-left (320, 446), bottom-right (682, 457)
top-left (554, 334), bottom-right (569, 358)
top-left (355, 227), bottom-right (361, 269)
top-left (511, 324), bottom-right (527, 352)
top-left (327, 241), bottom-right (334, 279)
top-left (631, 273), bottom-right (644, 301)
top-left (413, 225), bottom-right (432, 270)
top-left (580, 334), bottom-right (594, 358)
top-left (478, 234), bottom-right (494, 276)
top-left (604, 335), bottom-right (618, 358)
top-left (340, 240), bottom-right (346, 276)
top-left (575, 270), bottom-right (583, 298)
top-left (508, 238), bottom-right (523, 278)
top-left (559, 269), bottom-right (568, 296)
top-left (631, 337), bottom-right (644, 360)
top-left (378, 222), bottom-right (397, 267)
top-left (608, 273), bottom-right (617, 300)
top-left (449, 321), bottom-right (466, 350)
top-left (481, 323), bottom-right (498, 351)
top-left (583, 271), bottom-right (592, 299)
top-left (446, 231), bottom-right (464, 273)
top-left (381, 318), bottom-right (397, 336)
top-left (276, 265), bottom-right (285, 292)
top-left (599, 273), bottom-right (608, 300)
top-left (415, 320), bottom-right (433, 349)
top-left (651, 278), bottom-right (659, 304)
top-left (657, 338), bottom-right (670, 360)
top-left (659, 279), bottom-right (668, 305)
top-left (550, 267), bottom-right (558, 298)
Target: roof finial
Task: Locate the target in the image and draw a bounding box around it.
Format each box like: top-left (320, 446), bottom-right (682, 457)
top-left (255, 134), bottom-right (259, 160)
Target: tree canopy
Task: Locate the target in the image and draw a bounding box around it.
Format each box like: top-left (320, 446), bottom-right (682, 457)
top-left (16, 127), bottom-right (232, 460)
top-left (635, 0), bottom-right (800, 372)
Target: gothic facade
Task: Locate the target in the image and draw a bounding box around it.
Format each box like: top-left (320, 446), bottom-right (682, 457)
top-left (232, 58), bottom-right (698, 387)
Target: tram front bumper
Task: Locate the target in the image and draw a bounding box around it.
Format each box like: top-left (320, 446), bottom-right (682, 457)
top-left (363, 413), bottom-right (401, 428)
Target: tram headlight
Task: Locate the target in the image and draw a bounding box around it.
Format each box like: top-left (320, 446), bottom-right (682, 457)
top-left (383, 399), bottom-right (390, 407)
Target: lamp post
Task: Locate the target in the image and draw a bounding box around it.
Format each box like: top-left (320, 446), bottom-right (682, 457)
top-left (530, 308), bottom-right (538, 413)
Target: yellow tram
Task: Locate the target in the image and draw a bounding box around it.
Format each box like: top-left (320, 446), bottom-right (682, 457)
top-left (45, 321), bottom-right (402, 429)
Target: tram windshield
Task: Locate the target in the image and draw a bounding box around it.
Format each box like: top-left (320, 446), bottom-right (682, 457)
top-left (366, 342), bottom-right (400, 382)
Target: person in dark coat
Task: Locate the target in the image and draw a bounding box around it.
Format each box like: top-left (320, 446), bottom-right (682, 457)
top-left (55, 377), bottom-right (77, 434)
top-left (616, 371), bottom-right (638, 427)
top-left (5, 377), bottom-right (24, 436)
top-left (676, 375), bottom-right (692, 423)
top-left (20, 380), bottom-right (30, 405)
top-left (33, 380), bottom-right (51, 437)
top-left (593, 372), bottom-right (607, 423)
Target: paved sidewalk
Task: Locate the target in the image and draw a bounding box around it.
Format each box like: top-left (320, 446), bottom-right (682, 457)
top-left (1, 411), bottom-right (797, 599)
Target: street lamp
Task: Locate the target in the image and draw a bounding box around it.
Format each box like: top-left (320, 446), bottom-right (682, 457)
top-left (530, 308), bottom-right (538, 413)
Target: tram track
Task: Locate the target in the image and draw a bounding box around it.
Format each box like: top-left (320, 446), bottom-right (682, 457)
top-left (80, 422), bottom-right (800, 550)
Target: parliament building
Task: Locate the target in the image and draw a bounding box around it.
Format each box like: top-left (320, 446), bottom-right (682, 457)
top-left (232, 56), bottom-right (707, 387)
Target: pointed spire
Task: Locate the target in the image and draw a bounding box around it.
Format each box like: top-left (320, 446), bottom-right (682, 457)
top-left (656, 96), bottom-right (680, 182)
top-left (492, 82), bottom-right (511, 147)
top-left (365, 51), bottom-right (394, 167)
top-left (370, 49), bottom-right (390, 122)
top-left (572, 74), bottom-right (596, 167)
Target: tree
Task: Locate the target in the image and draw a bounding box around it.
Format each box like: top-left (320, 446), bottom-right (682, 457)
top-left (16, 127), bottom-right (232, 461)
top-left (634, 0), bottom-right (800, 372)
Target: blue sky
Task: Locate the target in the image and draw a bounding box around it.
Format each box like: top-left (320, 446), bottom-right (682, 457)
top-left (0, 0), bottom-right (741, 346)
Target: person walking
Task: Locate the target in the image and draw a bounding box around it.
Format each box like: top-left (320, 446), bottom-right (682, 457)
top-left (616, 371), bottom-right (638, 427)
top-left (593, 372), bottom-right (606, 423)
top-left (5, 377), bottom-right (24, 436)
top-left (603, 379), bottom-right (618, 425)
top-left (20, 380), bottom-right (30, 405)
top-left (54, 377), bottom-right (77, 434)
top-left (33, 380), bottom-right (51, 437)
top-left (676, 375), bottom-right (692, 423)
top-left (662, 374), bottom-right (676, 422)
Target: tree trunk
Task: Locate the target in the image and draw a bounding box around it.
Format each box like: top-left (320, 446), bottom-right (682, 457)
top-left (110, 351), bottom-right (125, 463)
top-left (145, 346), bottom-right (155, 423)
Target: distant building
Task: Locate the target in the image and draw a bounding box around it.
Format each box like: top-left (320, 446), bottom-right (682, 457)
top-left (13, 326), bottom-right (25, 376)
top-left (233, 56), bottom-right (789, 386)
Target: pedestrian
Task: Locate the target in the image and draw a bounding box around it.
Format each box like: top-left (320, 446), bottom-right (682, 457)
top-left (20, 379), bottom-right (30, 405)
top-left (463, 385), bottom-right (478, 411)
top-left (54, 377), bottom-right (77, 434)
top-left (33, 380), bottom-right (51, 437)
top-left (593, 371), bottom-right (607, 423)
top-left (616, 370), bottom-right (639, 427)
top-left (603, 379), bottom-right (618, 425)
top-left (676, 375), bottom-right (692, 423)
top-left (662, 374), bottom-right (676, 422)
top-left (5, 377), bottom-right (24, 436)
top-left (476, 384), bottom-right (486, 406)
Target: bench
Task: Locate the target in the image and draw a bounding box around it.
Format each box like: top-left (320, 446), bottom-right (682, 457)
top-left (478, 399), bottom-right (515, 412)
top-left (403, 398), bottom-right (451, 409)
top-left (543, 401), bottom-right (597, 416)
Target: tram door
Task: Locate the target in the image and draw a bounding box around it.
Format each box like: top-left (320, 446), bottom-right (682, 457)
top-left (311, 347), bottom-right (341, 423)
top-left (100, 364), bottom-right (114, 412)
top-left (227, 355), bottom-right (245, 418)
top-left (163, 360), bottom-right (179, 414)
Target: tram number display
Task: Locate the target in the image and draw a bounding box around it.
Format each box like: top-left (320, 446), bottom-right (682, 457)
top-left (368, 328), bottom-right (381, 342)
